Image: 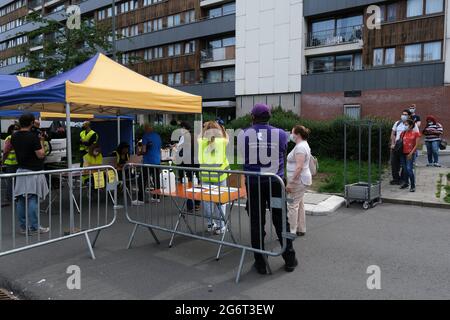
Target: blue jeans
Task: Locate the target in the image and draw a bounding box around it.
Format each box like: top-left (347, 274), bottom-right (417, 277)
top-left (17, 194), bottom-right (39, 231)
top-left (426, 141), bottom-right (440, 164)
top-left (400, 154), bottom-right (416, 188)
top-left (202, 180), bottom-right (227, 228)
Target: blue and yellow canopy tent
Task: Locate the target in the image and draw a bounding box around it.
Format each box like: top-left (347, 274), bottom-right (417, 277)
top-left (0, 53), bottom-right (202, 166)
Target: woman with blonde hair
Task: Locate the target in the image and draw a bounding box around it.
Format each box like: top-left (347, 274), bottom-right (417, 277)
top-left (286, 125), bottom-right (312, 237)
top-left (198, 121), bottom-right (230, 235)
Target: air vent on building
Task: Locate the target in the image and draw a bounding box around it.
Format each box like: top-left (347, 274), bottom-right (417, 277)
top-left (344, 90), bottom-right (362, 97)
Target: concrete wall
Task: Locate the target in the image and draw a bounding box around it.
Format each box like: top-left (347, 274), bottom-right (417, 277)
top-left (235, 0), bottom-right (303, 97)
top-left (236, 92), bottom-right (301, 117)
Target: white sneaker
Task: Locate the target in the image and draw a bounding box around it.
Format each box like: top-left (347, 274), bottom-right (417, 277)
top-left (132, 200), bottom-right (145, 206)
top-left (214, 226), bottom-right (227, 235)
top-left (434, 163), bottom-right (442, 167)
top-left (150, 197), bottom-right (160, 203)
top-left (207, 223), bottom-right (217, 232)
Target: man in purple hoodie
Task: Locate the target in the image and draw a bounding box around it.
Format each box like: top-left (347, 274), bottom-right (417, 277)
top-left (239, 104), bottom-right (297, 274)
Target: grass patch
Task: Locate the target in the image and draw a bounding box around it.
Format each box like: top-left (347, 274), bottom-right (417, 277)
top-left (436, 174), bottom-right (444, 199)
top-left (314, 157), bottom-right (383, 194)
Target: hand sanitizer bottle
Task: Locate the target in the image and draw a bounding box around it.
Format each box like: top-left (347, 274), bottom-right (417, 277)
top-left (192, 173), bottom-right (198, 187)
top-left (182, 173), bottom-right (189, 185)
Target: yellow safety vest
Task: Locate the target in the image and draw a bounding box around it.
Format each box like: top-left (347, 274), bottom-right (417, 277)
top-left (83, 153), bottom-right (103, 166)
top-left (112, 151), bottom-right (129, 165)
top-left (4, 135), bottom-right (17, 166)
top-left (80, 129), bottom-right (98, 152)
top-left (82, 153), bottom-right (103, 183)
top-left (198, 137), bottom-right (230, 183)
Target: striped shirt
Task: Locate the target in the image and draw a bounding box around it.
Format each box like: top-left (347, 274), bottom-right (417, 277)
top-left (423, 123), bottom-right (444, 142)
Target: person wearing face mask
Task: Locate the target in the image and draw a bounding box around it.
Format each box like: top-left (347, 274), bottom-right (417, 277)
top-left (423, 115), bottom-right (444, 167)
top-left (390, 109), bottom-right (419, 185)
top-left (409, 104), bottom-right (421, 129)
top-left (286, 125), bottom-right (312, 237)
top-left (399, 119), bottom-right (421, 192)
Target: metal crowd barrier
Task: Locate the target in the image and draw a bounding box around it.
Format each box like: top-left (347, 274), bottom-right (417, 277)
top-left (0, 165), bottom-right (120, 260)
top-left (122, 163), bottom-right (293, 283)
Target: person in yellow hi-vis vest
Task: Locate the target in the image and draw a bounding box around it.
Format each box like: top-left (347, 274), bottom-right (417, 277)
top-left (79, 121), bottom-right (98, 166)
top-left (2, 124), bottom-right (20, 205)
top-left (82, 144), bottom-right (103, 185)
top-left (198, 121), bottom-right (230, 235)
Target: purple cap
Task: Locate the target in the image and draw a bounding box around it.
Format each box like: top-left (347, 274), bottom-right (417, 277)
top-left (251, 104), bottom-right (271, 118)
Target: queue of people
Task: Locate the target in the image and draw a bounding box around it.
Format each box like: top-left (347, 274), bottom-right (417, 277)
top-left (390, 105), bottom-right (445, 193)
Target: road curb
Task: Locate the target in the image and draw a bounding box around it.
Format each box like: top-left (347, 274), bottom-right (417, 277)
top-left (381, 197), bottom-right (450, 209)
top-left (306, 195), bottom-right (346, 216)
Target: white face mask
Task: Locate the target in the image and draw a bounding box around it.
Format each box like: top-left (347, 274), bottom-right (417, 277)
top-left (401, 115), bottom-right (408, 122)
top-left (290, 134), bottom-right (297, 143)
top-left (93, 151), bottom-right (99, 156)
top-left (409, 108), bottom-right (416, 114)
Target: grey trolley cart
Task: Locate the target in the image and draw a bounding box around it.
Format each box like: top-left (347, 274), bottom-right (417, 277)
top-left (344, 120), bottom-right (382, 210)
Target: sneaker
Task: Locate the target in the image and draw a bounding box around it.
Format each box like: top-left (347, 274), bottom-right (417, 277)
top-left (132, 200), bottom-right (145, 206)
top-left (214, 226), bottom-right (227, 235)
top-left (150, 197), bottom-right (160, 203)
top-left (207, 223), bottom-right (217, 232)
top-left (410, 187), bottom-right (416, 193)
top-left (253, 262), bottom-right (267, 275)
top-left (400, 184), bottom-right (409, 190)
top-left (30, 227), bottom-right (50, 234)
top-left (284, 258), bottom-right (299, 273)
top-left (296, 232), bottom-right (305, 237)
top-left (427, 163), bottom-right (434, 167)
top-left (434, 163), bottom-right (442, 168)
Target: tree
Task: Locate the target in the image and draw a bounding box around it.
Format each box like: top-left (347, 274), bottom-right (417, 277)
top-left (18, 10), bottom-right (112, 77)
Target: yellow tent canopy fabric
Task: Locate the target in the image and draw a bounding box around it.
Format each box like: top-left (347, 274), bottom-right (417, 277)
top-left (16, 76), bottom-right (43, 87)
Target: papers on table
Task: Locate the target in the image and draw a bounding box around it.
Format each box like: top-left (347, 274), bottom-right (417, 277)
top-left (185, 186), bottom-right (240, 195)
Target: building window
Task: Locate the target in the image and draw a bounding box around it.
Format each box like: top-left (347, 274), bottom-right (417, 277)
top-left (184, 71), bottom-right (196, 84)
top-left (184, 40), bottom-right (196, 54)
top-left (423, 41), bottom-right (442, 61)
top-left (144, 48), bottom-right (152, 60)
top-left (407, 0), bottom-right (423, 17)
top-left (205, 68), bottom-right (235, 83)
top-left (373, 47), bottom-right (395, 66)
top-left (167, 14), bottom-right (181, 28)
top-left (153, 18), bottom-right (163, 31)
top-left (208, 2), bottom-right (235, 18)
top-left (308, 53), bottom-right (362, 74)
top-left (143, 20), bottom-right (152, 33)
top-left (223, 67), bottom-right (235, 82)
top-left (426, 0), bottom-right (443, 14)
top-left (404, 43), bottom-right (422, 62)
top-left (387, 3), bottom-right (398, 21)
top-left (344, 105), bottom-right (361, 120)
top-left (168, 72), bottom-right (181, 86)
top-left (184, 10), bottom-right (195, 24)
top-left (149, 74), bottom-right (163, 83)
top-left (309, 15), bottom-right (363, 47)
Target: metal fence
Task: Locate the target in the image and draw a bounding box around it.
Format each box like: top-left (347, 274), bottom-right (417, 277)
top-left (122, 163), bottom-right (294, 283)
top-left (0, 165), bottom-right (120, 259)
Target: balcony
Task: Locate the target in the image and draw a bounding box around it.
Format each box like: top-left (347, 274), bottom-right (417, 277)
top-left (200, 0), bottom-right (232, 7)
top-left (306, 25), bottom-right (363, 48)
top-left (28, 0), bottom-right (43, 10)
top-left (200, 45), bottom-right (235, 68)
top-left (29, 35), bottom-right (43, 51)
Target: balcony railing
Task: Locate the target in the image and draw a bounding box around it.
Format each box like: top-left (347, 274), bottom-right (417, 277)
top-left (201, 45), bottom-right (235, 63)
top-left (28, 0), bottom-right (43, 9)
top-left (306, 25), bottom-right (363, 48)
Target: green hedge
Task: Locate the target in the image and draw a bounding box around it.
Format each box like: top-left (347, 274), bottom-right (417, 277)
top-left (135, 124), bottom-right (179, 145)
top-left (227, 107), bottom-right (392, 162)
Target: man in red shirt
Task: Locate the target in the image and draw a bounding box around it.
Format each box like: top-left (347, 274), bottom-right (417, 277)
top-left (400, 119), bottom-right (421, 192)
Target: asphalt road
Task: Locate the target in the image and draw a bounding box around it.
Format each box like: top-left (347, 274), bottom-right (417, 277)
top-left (0, 201), bottom-right (449, 300)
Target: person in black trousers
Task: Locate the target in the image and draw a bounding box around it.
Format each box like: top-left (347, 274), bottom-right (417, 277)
top-left (239, 104), bottom-right (297, 275)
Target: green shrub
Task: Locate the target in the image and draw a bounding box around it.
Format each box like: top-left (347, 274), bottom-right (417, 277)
top-left (228, 107), bottom-right (392, 162)
top-left (135, 124), bottom-right (178, 145)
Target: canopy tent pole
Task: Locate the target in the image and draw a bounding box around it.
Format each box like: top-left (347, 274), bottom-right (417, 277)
top-left (117, 116), bottom-right (121, 146)
top-left (65, 102), bottom-right (75, 234)
top-left (132, 117), bottom-right (136, 155)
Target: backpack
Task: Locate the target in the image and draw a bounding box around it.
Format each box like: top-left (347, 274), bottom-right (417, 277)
top-left (309, 155), bottom-right (319, 176)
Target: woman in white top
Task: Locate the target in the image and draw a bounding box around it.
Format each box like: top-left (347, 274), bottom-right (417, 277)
top-left (286, 125), bottom-right (312, 236)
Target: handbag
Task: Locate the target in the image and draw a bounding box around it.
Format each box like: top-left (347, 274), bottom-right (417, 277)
top-left (393, 132), bottom-right (405, 155)
top-left (440, 139), bottom-right (448, 151)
